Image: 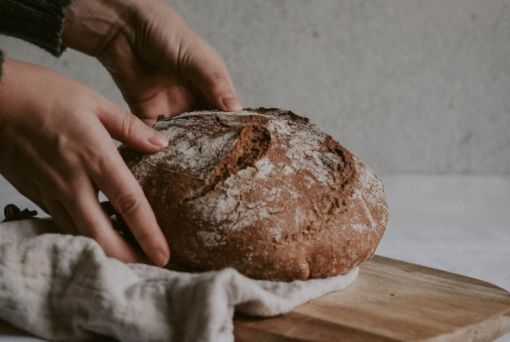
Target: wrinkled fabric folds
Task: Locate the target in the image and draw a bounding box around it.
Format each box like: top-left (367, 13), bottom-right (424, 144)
top-left (0, 218), bottom-right (358, 342)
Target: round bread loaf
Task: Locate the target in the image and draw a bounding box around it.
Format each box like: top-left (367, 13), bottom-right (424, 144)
top-left (120, 108), bottom-right (388, 281)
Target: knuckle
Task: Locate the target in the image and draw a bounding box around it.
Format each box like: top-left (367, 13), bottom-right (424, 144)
top-left (55, 133), bottom-right (71, 154)
top-left (114, 191), bottom-right (142, 217)
top-left (81, 147), bottom-right (108, 180)
top-left (120, 113), bottom-right (137, 138)
top-left (175, 41), bottom-right (194, 70)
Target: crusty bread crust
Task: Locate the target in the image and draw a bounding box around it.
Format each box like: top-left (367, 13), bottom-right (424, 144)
top-left (120, 108), bottom-right (388, 281)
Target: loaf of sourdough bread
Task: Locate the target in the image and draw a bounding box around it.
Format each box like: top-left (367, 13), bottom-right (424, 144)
top-left (120, 108), bottom-right (388, 281)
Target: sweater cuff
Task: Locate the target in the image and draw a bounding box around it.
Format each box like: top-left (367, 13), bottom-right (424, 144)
top-left (0, 0), bottom-right (75, 56)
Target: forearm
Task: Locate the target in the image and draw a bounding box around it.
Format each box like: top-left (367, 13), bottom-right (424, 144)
top-left (0, 0), bottom-right (74, 56)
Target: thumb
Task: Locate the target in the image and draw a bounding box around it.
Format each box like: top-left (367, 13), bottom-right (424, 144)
top-left (98, 100), bottom-right (168, 152)
top-left (180, 36), bottom-right (242, 112)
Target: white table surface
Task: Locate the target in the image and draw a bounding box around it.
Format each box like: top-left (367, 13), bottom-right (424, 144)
top-left (0, 175), bottom-right (509, 341)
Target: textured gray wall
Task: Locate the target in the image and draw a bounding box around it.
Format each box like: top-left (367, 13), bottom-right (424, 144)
top-left (1, 0), bottom-right (510, 174)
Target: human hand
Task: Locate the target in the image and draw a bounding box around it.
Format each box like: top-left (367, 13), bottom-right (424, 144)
top-left (0, 58), bottom-right (170, 266)
top-left (63, 0), bottom-right (241, 124)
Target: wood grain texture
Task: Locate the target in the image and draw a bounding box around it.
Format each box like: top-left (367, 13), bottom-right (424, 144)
top-left (234, 256), bottom-right (510, 341)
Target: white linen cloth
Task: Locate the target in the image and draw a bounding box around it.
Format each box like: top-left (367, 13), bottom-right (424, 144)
top-left (0, 218), bottom-right (358, 342)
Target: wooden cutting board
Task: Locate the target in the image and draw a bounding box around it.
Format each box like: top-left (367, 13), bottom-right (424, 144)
top-left (234, 256), bottom-right (510, 341)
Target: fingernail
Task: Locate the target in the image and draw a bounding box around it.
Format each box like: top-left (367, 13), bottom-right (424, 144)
top-left (148, 133), bottom-right (168, 149)
top-left (221, 95), bottom-right (242, 112)
top-left (152, 248), bottom-right (169, 267)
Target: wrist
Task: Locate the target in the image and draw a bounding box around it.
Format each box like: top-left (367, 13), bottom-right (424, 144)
top-left (63, 0), bottom-right (138, 57)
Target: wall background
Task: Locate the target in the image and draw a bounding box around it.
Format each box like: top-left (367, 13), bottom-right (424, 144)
top-left (1, 0), bottom-right (509, 174)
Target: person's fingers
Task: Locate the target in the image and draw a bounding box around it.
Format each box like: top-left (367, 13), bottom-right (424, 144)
top-left (99, 33), bottom-right (198, 119)
top-left (126, 79), bottom-right (198, 122)
top-left (97, 100), bottom-right (168, 152)
top-left (62, 177), bottom-right (146, 264)
top-left (180, 36), bottom-right (242, 112)
top-left (86, 142), bottom-right (170, 267)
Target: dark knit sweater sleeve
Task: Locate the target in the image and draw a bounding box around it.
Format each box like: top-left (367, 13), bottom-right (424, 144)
top-left (0, 0), bottom-right (74, 56)
top-left (0, 0), bottom-right (75, 77)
